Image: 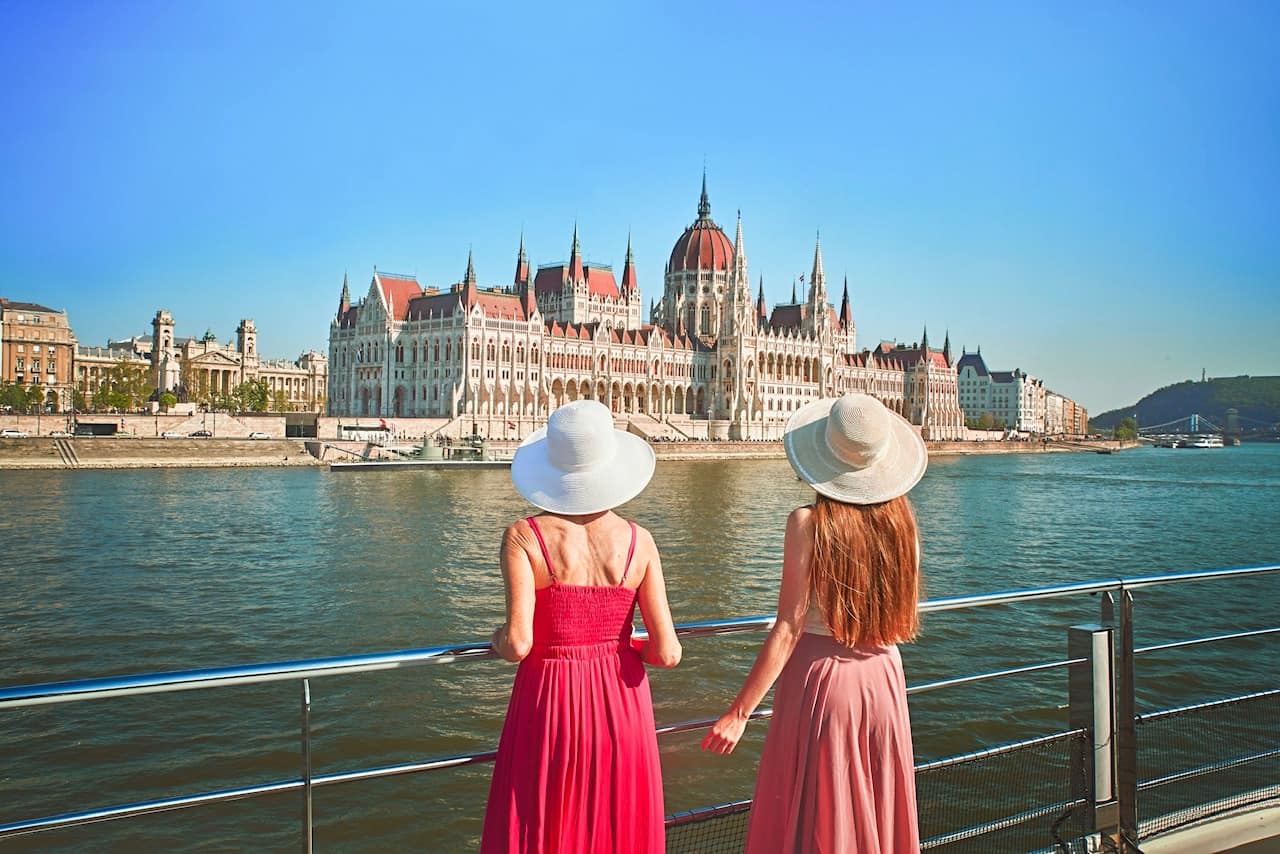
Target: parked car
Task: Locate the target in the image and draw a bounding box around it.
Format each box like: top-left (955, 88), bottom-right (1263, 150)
top-left (160, 430), bottom-right (183, 439)
top-left (248, 431), bottom-right (271, 440)
top-left (189, 430), bottom-right (213, 438)
top-left (47, 430), bottom-right (71, 437)
top-left (1, 428), bottom-right (30, 438)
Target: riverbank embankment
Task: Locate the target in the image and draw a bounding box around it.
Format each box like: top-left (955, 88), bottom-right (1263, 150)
top-left (0, 437), bottom-right (1135, 469)
top-left (0, 437), bottom-right (320, 469)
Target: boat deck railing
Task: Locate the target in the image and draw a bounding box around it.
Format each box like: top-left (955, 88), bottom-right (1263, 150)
top-left (1, 564), bottom-right (1278, 852)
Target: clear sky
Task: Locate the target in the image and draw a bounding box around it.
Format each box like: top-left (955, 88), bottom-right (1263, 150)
top-left (1, 1), bottom-right (1276, 413)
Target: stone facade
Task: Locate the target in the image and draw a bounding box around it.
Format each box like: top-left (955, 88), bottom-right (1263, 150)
top-left (956, 349), bottom-right (1085, 435)
top-left (0, 298), bottom-right (77, 411)
top-left (328, 179), bottom-right (966, 440)
top-left (77, 311), bottom-right (328, 411)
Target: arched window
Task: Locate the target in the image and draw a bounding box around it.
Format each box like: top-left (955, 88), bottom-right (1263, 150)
top-left (700, 305), bottom-right (711, 335)
top-left (471, 340), bottom-right (480, 360)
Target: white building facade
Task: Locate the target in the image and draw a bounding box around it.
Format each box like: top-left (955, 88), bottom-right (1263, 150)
top-left (328, 179), bottom-right (965, 440)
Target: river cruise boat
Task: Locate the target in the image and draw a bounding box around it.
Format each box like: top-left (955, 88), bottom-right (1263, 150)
top-left (1181, 435), bottom-right (1225, 449)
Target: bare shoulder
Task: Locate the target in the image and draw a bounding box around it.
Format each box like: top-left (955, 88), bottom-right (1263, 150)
top-left (787, 506), bottom-right (814, 534)
top-left (503, 518), bottom-right (534, 551)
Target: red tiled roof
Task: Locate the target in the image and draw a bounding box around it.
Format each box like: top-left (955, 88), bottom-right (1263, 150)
top-left (533, 265), bottom-right (621, 299)
top-left (769, 304), bottom-right (805, 329)
top-left (669, 221), bottom-right (733, 272)
top-left (376, 273), bottom-right (426, 321)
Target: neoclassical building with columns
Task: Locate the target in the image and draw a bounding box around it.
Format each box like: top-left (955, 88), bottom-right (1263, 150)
top-left (327, 179), bottom-right (964, 440)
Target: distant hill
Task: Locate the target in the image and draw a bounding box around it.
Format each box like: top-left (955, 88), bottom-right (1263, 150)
top-left (1091, 376), bottom-right (1280, 431)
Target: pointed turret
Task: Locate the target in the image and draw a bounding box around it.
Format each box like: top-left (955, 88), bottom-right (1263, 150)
top-left (568, 222), bottom-right (584, 283)
top-left (921, 325), bottom-right (929, 352)
top-left (698, 167), bottom-right (711, 221)
top-left (620, 232), bottom-right (638, 293)
top-left (514, 230), bottom-right (529, 286)
top-left (791, 279), bottom-right (798, 304)
top-left (461, 248), bottom-right (478, 306)
top-left (757, 276), bottom-right (768, 323)
top-left (839, 275), bottom-right (852, 328)
top-left (805, 232), bottom-right (830, 336)
top-left (942, 329), bottom-right (952, 365)
top-left (339, 271), bottom-right (350, 314)
top-left (811, 231), bottom-right (825, 285)
top-left (733, 210), bottom-right (746, 268)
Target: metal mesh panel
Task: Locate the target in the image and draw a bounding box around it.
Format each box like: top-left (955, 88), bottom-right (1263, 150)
top-left (1137, 688), bottom-right (1280, 839)
top-left (916, 730), bottom-right (1091, 853)
top-left (665, 801), bottom-right (751, 854)
top-left (664, 732), bottom-right (1090, 854)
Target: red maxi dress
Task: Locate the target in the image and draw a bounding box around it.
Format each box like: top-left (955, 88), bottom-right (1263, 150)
top-left (480, 517), bottom-right (665, 853)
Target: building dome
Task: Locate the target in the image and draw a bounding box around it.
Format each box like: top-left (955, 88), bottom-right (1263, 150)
top-left (668, 177), bottom-right (734, 272)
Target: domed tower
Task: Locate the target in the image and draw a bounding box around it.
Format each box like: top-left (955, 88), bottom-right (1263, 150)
top-left (662, 172), bottom-right (734, 341)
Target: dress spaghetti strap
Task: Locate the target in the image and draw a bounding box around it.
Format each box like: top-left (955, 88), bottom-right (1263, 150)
top-left (525, 516), bottom-right (557, 584)
top-left (619, 521), bottom-right (638, 587)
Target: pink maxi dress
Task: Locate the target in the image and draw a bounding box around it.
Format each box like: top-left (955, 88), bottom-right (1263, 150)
top-left (480, 517), bottom-right (664, 854)
top-left (746, 630), bottom-right (920, 853)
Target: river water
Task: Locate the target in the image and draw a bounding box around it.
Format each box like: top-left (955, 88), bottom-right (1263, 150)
top-left (1, 445), bottom-right (1278, 850)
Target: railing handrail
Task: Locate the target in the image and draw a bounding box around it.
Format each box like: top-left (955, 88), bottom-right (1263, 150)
top-left (2, 563), bottom-right (1276, 710)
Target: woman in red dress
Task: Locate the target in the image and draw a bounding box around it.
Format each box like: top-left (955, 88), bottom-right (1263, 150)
top-left (483, 400), bottom-right (682, 853)
top-left (703, 393), bottom-right (927, 853)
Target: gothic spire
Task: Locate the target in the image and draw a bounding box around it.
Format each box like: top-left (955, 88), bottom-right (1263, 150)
top-left (339, 271), bottom-right (350, 313)
top-left (757, 275), bottom-right (768, 323)
top-left (839, 275), bottom-right (852, 328)
top-left (568, 221), bottom-right (584, 282)
top-left (733, 209), bottom-right (745, 266)
top-left (791, 279), bottom-right (797, 304)
top-left (943, 329), bottom-right (952, 364)
top-left (514, 229), bottom-right (530, 286)
top-left (697, 167), bottom-right (711, 221)
top-left (620, 231), bottom-right (638, 292)
top-left (811, 231), bottom-right (825, 287)
top-left (921, 325), bottom-right (929, 353)
top-left (464, 246), bottom-right (477, 287)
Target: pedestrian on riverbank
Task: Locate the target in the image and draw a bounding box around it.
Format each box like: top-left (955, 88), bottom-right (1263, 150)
top-left (702, 392), bottom-right (926, 853)
top-left (483, 399), bottom-right (682, 854)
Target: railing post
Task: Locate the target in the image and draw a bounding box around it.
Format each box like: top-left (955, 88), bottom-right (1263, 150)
top-left (1116, 589), bottom-right (1139, 851)
top-left (1068, 623), bottom-right (1116, 843)
top-left (301, 679), bottom-right (313, 854)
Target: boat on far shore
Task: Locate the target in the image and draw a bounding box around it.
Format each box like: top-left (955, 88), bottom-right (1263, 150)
top-left (1180, 435), bottom-right (1225, 449)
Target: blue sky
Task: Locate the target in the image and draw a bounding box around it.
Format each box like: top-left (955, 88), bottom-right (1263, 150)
top-left (1, 1), bottom-right (1276, 413)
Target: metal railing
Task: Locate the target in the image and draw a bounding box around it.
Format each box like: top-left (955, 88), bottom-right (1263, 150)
top-left (1, 563), bottom-right (1277, 852)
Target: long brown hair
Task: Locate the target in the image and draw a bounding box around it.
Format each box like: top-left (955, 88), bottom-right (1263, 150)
top-left (809, 493), bottom-right (921, 646)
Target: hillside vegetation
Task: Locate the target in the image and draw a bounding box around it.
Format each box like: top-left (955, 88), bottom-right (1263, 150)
top-left (1092, 376), bottom-right (1280, 430)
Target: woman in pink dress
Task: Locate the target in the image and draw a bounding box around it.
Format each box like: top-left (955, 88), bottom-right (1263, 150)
top-left (702, 393), bottom-right (927, 853)
top-left (483, 400), bottom-right (682, 854)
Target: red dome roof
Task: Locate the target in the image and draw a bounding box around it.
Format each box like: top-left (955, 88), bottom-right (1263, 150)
top-left (668, 178), bottom-right (734, 272)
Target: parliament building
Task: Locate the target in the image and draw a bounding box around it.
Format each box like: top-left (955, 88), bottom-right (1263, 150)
top-left (327, 179), bottom-right (964, 440)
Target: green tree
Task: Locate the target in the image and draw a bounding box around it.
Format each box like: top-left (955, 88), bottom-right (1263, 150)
top-left (158, 392), bottom-right (178, 411)
top-left (71, 388), bottom-right (87, 412)
top-left (1114, 416), bottom-right (1139, 441)
top-left (270, 389), bottom-right (291, 412)
top-left (0, 382), bottom-right (25, 412)
top-left (232, 379), bottom-right (268, 413)
top-left (26, 384), bottom-right (45, 413)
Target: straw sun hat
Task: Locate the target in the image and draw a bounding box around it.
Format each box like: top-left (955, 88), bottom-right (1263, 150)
top-left (511, 399), bottom-right (657, 515)
top-left (784, 393), bottom-right (928, 505)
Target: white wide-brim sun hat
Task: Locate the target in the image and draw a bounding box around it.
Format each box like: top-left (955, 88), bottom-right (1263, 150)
top-left (784, 392), bottom-right (928, 505)
top-left (511, 399), bottom-right (657, 515)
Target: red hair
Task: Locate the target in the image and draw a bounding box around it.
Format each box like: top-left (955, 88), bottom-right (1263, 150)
top-left (809, 494), bottom-right (921, 646)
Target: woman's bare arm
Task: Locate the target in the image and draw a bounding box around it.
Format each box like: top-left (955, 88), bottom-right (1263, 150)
top-left (635, 527), bottom-right (682, 668)
top-left (701, 507), bottom-right (813, 754)
top-left (490, 523), bottom-right (536, 662)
